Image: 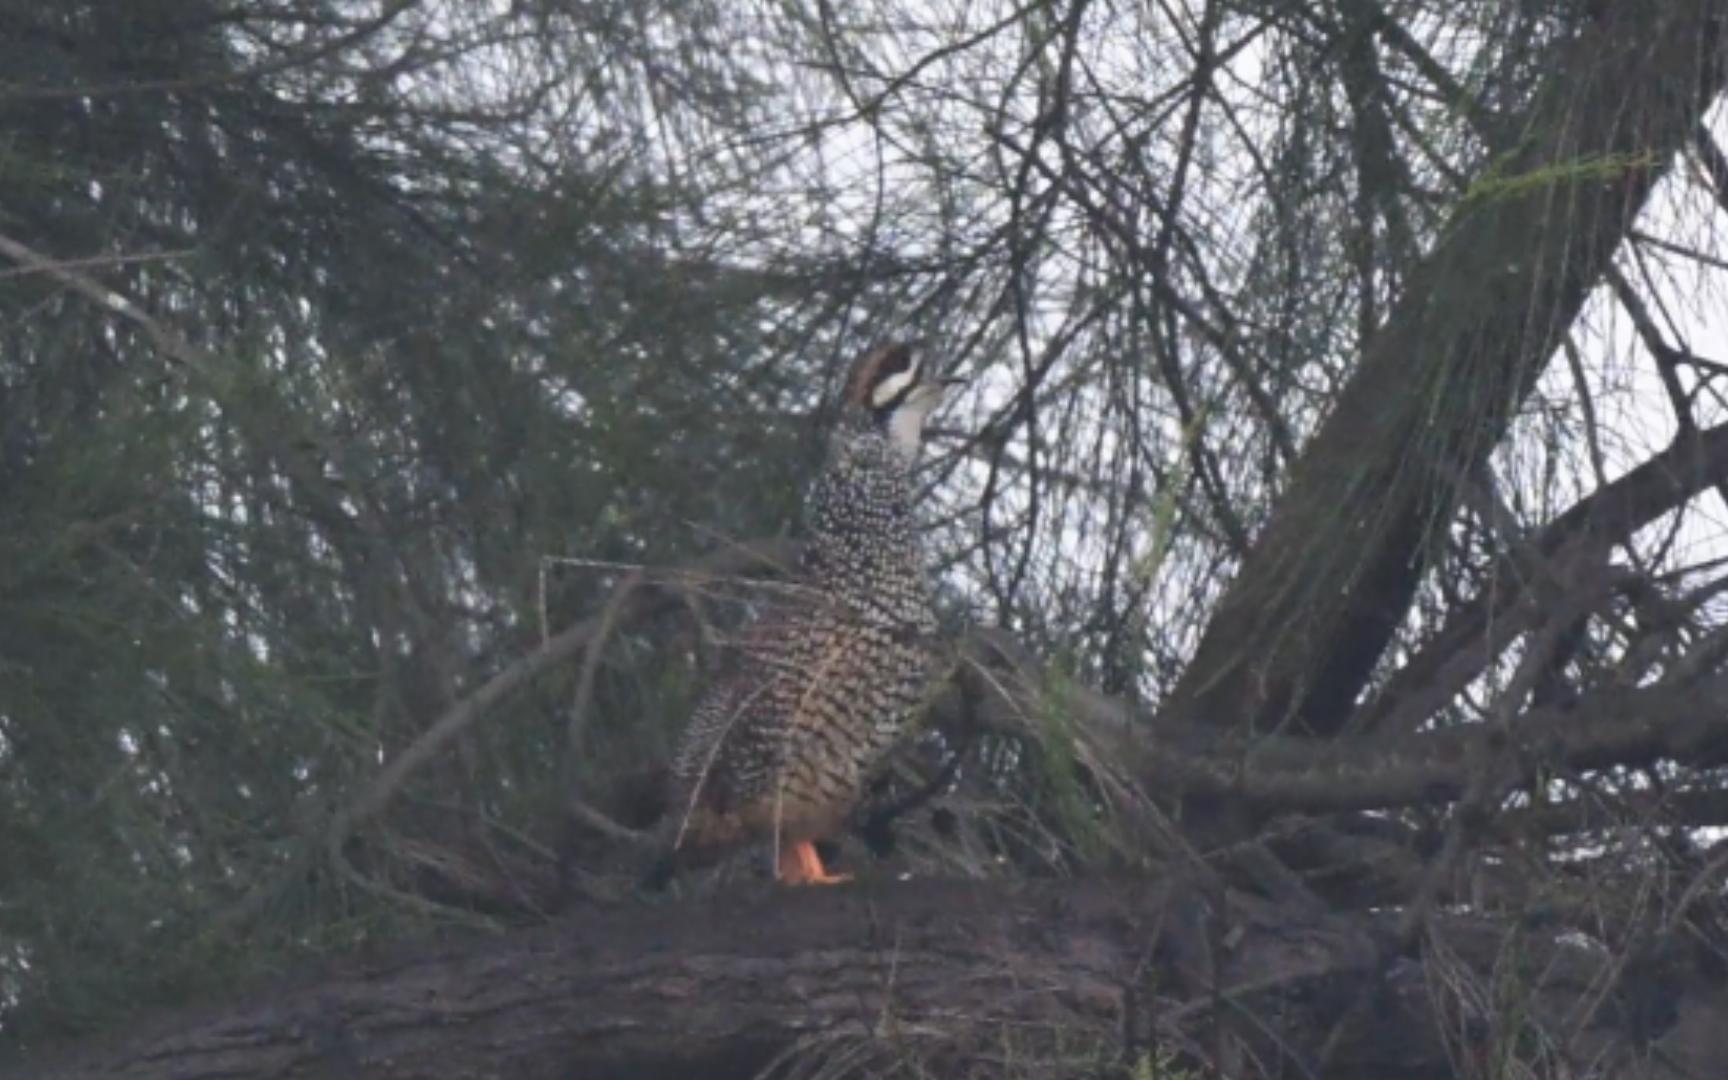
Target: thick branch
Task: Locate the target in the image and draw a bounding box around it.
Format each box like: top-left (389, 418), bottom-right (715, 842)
top-left (960, 632), bottom-right (1728, 816)
top-left (19, 878), bottom-right (1728, 1080)
top-left (0, 881), bottom-right (1288, 1078)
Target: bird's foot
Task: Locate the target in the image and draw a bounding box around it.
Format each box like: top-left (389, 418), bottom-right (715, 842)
top-left (778, 839), bottom-right (852, 885)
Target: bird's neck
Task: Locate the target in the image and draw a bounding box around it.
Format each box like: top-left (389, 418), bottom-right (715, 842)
top-left (835, 407), bottom-right (925, 465)
top-left (883, 405), bottom-right (928, 461)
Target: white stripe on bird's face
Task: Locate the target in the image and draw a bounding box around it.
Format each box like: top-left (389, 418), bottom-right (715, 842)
top-left (885, 381), bottom-right (948, 458)
top-left (870, 358), bottom-right (921, 409)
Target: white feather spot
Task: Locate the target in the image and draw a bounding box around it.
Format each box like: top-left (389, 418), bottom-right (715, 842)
top-left (886, 383), bottom-right (944, 456)
top-left (870, 362), bottom-right (918, 408)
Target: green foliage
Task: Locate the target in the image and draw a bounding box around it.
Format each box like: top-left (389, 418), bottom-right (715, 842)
top-left (0, 0), bottom-right (830, 1050)
top-left (1460, 151), bottom-right (1659, 207)
top-left (1027, 670), bottom-right (1116, 867)
top-left (1127, 1048), bottom-right (1204, 1080)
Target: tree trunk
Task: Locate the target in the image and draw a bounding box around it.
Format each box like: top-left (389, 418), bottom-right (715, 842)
top-left (1165, 1), bottom-right (1728, 737)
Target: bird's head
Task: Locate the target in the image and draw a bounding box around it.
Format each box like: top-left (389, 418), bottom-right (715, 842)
top-left (842, 342), bottom-right (963, 458)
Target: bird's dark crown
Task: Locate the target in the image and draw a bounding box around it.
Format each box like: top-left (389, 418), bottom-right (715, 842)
top-left (842, 342), bottom-right (921, 418)
top-left (836, 341), bottom-right (960, 457)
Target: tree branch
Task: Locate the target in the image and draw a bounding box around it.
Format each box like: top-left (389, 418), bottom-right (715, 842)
top-left (20, 877), bottom-right (1727, 1080)
top-left (959, 631), bottom-right (1728, 816)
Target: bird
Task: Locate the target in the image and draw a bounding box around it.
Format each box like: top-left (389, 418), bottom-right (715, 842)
top-left (657, 342), bottom-right (960, 886)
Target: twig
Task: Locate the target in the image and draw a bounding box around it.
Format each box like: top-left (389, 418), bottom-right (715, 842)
top-left (0, 247), bottom-right (193, 280)
top-left (539, 555), bottom-right (820, 645)
top-left (561, 570), bottom-right (645, 842)
top-left (0, 230), bottom-right (208, 370)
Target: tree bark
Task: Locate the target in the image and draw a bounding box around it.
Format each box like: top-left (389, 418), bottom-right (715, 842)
top-left (1164, 2), bottom-right (1728, 737)
top-left (14, 878), bottom-right (1728, 1080)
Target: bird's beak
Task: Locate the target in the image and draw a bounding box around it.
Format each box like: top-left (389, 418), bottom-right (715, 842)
top-left (940, 376), bottom-right (967, 389)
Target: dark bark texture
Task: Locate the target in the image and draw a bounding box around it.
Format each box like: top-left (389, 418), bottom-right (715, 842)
top-left (15, 878), bottom-right (1728, 1080)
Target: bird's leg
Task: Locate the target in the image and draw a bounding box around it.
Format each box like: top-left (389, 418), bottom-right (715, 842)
top-left (777, 839), bottom-right (852, 885)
